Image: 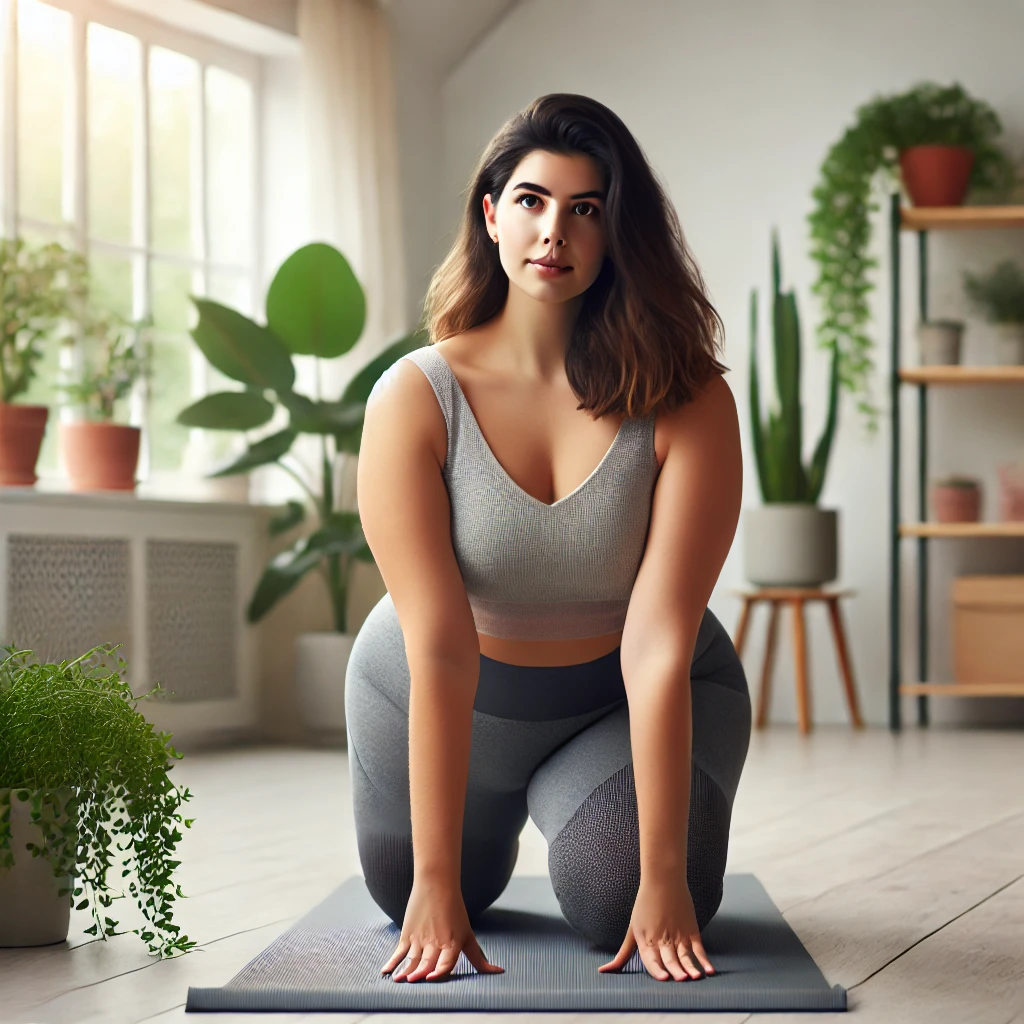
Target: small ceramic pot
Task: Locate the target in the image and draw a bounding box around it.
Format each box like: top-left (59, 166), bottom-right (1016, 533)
top-left (742, 504), bottom-right (838, 586)
top-left (0, 402), bottom-right (49, 486)
top-left (60, 421), bottom-right (141, 492)
top-left (917, 321), bottom-right (964, 365)
top-left (0, 788), bottom-right (75, 947)
top-left (931, 482), bottom-right (982, 523)
top-left (899, 145), bottom-right (975, 207)
top-left (994, 323), bottom-right (1024, 365)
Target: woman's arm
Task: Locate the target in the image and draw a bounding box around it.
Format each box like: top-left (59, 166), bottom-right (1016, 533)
top-left (407, 650), bottom-right (479, 886)
top-left (619, 374), bottom-right (743, 879)
top-left (358, 361), bottom-right (482, 885)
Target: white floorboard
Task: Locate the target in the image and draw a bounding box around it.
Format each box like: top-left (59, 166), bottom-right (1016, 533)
top-left (3, 727), bottom-right (1021, 1024)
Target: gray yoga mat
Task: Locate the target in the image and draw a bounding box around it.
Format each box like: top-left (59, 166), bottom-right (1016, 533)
top-left (186, 873), bottom-right (847, 1013)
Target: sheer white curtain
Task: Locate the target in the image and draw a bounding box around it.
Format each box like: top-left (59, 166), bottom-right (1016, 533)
top-left (297, 0), bottom-right (409, 399)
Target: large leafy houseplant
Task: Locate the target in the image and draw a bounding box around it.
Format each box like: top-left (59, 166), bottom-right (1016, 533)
top-left (0, 643), bottom-right (195, 957)
top-left (750, 230), bottom-right (839, 503)
top-left (807, 81), bottom-right (1016, 432)
top-left (177, 242), bottom-right (423, 633)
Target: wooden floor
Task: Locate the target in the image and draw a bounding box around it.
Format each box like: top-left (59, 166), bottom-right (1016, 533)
top-left (3, 725), bottom-right (1022, 1024)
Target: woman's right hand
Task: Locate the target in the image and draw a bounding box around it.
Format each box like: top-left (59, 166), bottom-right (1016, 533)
top-left (381, 880), bottom-right (505, 982)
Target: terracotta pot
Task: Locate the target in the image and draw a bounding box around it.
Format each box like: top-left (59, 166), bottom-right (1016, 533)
top-left (0, 402), bottom-right (49, 486)
top-left (60, 421), bottom-right (141, 492)
top-left (931, 483), bottom-right (981, 523)
top-left (899, 145), bottom-right (975, 207)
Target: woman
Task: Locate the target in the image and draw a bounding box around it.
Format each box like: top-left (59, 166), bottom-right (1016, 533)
top-left (349, 93), bottom-right (750, 985)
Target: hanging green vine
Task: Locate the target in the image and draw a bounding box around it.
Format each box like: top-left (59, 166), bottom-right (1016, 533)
top-left (0, 644), bottom-right (195, 958)
top-left (807, 81), bottom-right (1016, 433)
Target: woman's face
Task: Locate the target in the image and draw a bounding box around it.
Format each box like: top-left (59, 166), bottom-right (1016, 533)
top-left (483, 149), bottom-right (608, 303)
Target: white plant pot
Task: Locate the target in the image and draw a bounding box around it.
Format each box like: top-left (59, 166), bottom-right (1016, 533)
top-left (743, 505), bottom-right (838, 587)
top-left (917, 320), bottom-right (963, 365)
top-left (296, 632), bottom-right (356, 744)
top-left (994, 323), bottom-right (1024, 365)
top-left (0, 789), bottom-right (73, 947)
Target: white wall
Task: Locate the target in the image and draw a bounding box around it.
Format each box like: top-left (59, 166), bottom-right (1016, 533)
top-left (400, 0), bottom-right (1024, 728)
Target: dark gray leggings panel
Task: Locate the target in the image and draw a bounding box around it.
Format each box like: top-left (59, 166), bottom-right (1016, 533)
top-left (344, 593), bottom-right (751, 948)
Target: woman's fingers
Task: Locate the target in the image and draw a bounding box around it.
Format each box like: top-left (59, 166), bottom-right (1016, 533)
top-left (403, 943), bottom-right (440, 982)
top-left (426, 944), bottom-right (463, 980)
top-left (638, 940), bottom-right (670, 981)
top-left (598, 931), bottom-right (636, 972)
top-left (689, 937), bottom-right (716, 975)
top-left (380, 938), bottom-right (410, 975)
top-left (659, 942), bottom-right (689, 981)
top-left (391, 941), bottom-right (421, 981)
top-left (463, 933), bottom-right (504, 974)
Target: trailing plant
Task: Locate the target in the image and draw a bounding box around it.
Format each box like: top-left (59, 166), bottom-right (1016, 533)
top-left (808, 81), bottom-right (1016, 433)
top-left (749, 229), bottom-right (839, 503)
top-left (962, 260), bottom-right (1024, 324)
top-left (177, 242), bottom-right (424, 633)
top-left (57, 311), bottom-right (154, 421)
top-left (0, 236), bottom-right (88, 403)
top-left (0, 643), bottom-right (195, 958)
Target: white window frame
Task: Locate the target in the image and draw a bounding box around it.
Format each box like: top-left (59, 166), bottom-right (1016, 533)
top-left (0, 0), bottom-right (262, 482)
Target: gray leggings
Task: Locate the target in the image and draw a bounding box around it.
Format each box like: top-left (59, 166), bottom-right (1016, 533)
top-left (344, 593), bottom-right (752, 952)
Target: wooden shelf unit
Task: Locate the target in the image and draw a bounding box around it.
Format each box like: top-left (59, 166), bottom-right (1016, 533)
top-left (899, 682), bottom-right (1024, 698)
top-left (887, 199), bottom-right (1024, 730)
top-left (899, 365), bottom-right (1024, 385)
top-left (901, 205), bottom-right (1024, 231)
top-left (899, 522), bottom-right (1024, 538)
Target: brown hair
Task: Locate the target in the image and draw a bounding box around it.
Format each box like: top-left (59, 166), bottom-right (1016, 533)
top-left (422, 93), bottom-right (728, 418)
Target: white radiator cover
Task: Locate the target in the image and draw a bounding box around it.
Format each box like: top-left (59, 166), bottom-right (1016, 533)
top-left (0, 488), bottom-right (277, 744)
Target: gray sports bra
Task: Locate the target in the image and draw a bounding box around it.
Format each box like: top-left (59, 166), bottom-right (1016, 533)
top-left (397, 344), bottom-right (661, 641)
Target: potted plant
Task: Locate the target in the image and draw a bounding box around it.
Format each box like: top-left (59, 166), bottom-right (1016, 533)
top-left (0, 237), bottom-right (87, 486)
top-left (56, 310), bottom-right (153, 491)
top-left (176, 242), bottom-right (423, 739)
top-left (744, 230), bottom-right (840, 587)
top-left (808, 81), bottom-right (1015, 432)
top-left (963, 260), bottom-right (1024, 365)
top-left (0, 643), bottom-right (195, 956)
top-left (931, 475), bottom-right (982, 523)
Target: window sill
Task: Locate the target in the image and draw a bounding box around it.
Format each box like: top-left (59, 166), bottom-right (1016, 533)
top-left (0, 475), bottom-right (283, 517)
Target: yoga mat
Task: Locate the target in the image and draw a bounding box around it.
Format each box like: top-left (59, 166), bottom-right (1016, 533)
top-left (186, 873), bottom-right (847, 1013)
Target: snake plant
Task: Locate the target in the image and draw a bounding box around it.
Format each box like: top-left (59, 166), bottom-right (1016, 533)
top-left (749, 230), bottom-right (839, 504)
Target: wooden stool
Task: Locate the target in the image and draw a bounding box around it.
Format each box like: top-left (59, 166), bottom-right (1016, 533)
top-left (730, 588), bottom-right (864, 735)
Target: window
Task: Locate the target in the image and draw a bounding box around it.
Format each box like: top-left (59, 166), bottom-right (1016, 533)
top-left (1, 0), bottom-right (260, 479)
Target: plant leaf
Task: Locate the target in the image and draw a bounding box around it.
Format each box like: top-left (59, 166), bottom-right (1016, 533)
top-left (265, 243), bottom-right (365, 358)
top-left (208, 428), bottom-right (297, 478)
top-left (278, 391), bottom-right (365, 436)
top-left (807, 338), bottom-right (840, 503)
top-left (340, 329), bottom-right (428, 404)
top-left (189, 297), bottom-right (295, 392)
top-left (269, 500), bottom-right (306, 537)
top-left (748, 287), bottom-right (769, 503)
top-left (176, 391), bottom-right (275, 430)
top-left (246, 512), bottom-right (369, 622)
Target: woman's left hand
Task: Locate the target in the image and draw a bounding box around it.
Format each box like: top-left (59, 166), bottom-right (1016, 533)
top-left (598, 876), bottom-right (716, 981)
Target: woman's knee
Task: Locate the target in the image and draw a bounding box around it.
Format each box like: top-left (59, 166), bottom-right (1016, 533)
top-left (546, 762), bottom-right (733, 949)
top-left (547, 764), bottom-right (640, 951)
top-left (357, 827), bottom-right (520, 927)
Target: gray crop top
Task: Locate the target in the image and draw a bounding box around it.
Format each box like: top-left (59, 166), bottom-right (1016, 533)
top-left (394, 344), bottom-right (661, 641)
